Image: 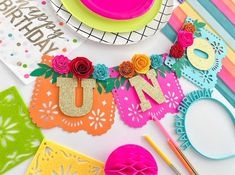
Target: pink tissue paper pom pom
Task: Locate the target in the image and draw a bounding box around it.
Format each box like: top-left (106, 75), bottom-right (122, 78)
top-left (105, 144), bottom-right (158, 175)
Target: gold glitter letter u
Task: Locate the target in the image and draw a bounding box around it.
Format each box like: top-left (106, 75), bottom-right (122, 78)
top-left (57, 78), bottom-right (96, 117)
top-left (129, 69), bottom-right (165, 112)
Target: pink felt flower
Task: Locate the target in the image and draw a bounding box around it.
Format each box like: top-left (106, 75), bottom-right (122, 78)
top-left (178, 30), bottom-right (194, 48)
top-left (52, 55), bottom-right (70, 74)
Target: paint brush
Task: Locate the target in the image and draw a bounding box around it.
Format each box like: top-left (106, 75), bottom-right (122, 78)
top-left (144, 135), bottom-right (182, 175)
top-left (154, 119), bottom-right (198, 175)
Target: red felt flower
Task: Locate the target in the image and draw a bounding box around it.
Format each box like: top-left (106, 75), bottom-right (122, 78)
top-left (170, 43), bottom-right (184, 59)
top-left (69, 57), bottom-right (94, 78)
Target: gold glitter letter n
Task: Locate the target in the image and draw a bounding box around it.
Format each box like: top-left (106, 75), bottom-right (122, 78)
top-left (129, 69), bottom-right (165, 112)
top-left (57, 78), bottom-right (96, 117)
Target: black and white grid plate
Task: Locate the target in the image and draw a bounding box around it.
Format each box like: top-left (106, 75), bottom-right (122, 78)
top-left (49, 0), bottom-right (174, 45)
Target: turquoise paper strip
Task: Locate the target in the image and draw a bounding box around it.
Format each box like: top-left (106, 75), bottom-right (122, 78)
top-left (161, 23), bottom-right (177, 43)
top-left (187, 0), bottom-right (235, 50)
top-left (197, 0), bottom-right (235, 39)
top-left (215, 78), bottom-right (235, 108)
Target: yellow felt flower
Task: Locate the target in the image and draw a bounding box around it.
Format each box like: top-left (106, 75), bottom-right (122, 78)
top-left (132, 54), bottom-right (151, 74)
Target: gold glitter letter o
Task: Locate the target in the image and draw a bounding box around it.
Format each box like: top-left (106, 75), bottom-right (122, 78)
top-left (187, 38), bottom-right (215, 70)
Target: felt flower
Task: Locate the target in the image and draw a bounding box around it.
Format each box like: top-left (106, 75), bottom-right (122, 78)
top-left (119, 61), bottom-right (135, 78)
top-left (150, 54), bottom-right (163, 69)
top-left (69, 57), bottom-right (94, 78)
top-left (52, 55), bottom-right (70, 74)
top-left (178, 30), bottom-right (194, 48)
top-left (170, 43), bottom-right (184, 59)
top-left (131, 54), bottom-right (151, 74)
top-left (93, 64), bottom-right (110, 81)
top-left (182, 23), bottom-right (196, 33)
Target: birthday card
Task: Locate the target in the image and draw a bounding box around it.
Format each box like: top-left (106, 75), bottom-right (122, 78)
top-left (0, 0), bottom-right (82, 84)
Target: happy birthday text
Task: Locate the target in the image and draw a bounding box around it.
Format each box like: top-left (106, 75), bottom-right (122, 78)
top-left (0, 0), bottom-right (64, 54)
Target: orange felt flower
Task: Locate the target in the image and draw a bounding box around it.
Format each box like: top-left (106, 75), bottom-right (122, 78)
top-left (119, 61), bottom-right (135, 78)
top-left (131, 54), bottom-right (151, 74)
top-left (182, 23), bottom-right (196, 34)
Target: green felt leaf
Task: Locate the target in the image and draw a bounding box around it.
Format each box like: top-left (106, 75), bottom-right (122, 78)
top-left (105, 81), bottom-right (115, 93)
top-left (165, 66), bottom-right (171, 73)
top-left (30, 68), bottom-right (47, 77)
top-left (178, 63), bottom-right (184, 70)
top-left (159, 65), bottom-right (165, 72)
top-left (194, 32), bottom-right (201, 37)
top-left (171, 60), bottom-right (184, 78)
top-left (45, 69), bottom-right (53, 78)
top-left (171, 62), bottom-right (178, 70)
top-left (193, 19), bottom-right (198, 25)
top-left (197, 22), bottom-right (206, 28)
top-left (194, 19), bottom-right (206, 32)
top-left (182, 58), bottom-right (190, 67)
top-left (38, 63), bottom-right (50, 69)
top-left (179, 58), bottom-right (186, 65)
top-left (62, 74), bottom-right (66, 78)
top-left (120, 76), bottom-right (126, 86)
top-left (104, 78), bottom-right (115, 89)
top-left (0, 87), bottom-right (43, 174)
top-left (97, 84), bottom-right (102, 94)
top-left (67, 73), bottom-right (73, 78)
top-left (175, 68), bottom-right (182, 78)
top-left (113, 66), bottom-right (119, 72)
top-left (160, 71), bottom-right (166, 78)
top-left (110, 78), bottom-right (116, 83)
top-left (52, 72), bottom-right (61, 84)
top-left (100, 81), bottom-right (107, 89)
top-left (115, 79), bottom-right (120, 89)
top-left (126, 81), bottom-right (131, 90)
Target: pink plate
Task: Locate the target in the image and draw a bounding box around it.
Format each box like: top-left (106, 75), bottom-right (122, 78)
top-left (80, 0), bottom-right (155, 20)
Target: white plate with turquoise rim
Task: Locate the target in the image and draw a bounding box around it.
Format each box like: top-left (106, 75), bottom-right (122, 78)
top-left (49, 0), bottom-right (174, 45)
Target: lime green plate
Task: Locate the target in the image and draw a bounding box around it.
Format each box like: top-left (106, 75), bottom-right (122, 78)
top-left (61, 0), bottom-right (163, 33)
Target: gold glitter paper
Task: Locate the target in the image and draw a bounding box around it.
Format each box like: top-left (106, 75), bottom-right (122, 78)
top-left (129, 69), bottom-right (166, 112)
top-left (187, 38), bottom-right (215, 70)
top-left (57, 78), bottom-right (96, 117)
